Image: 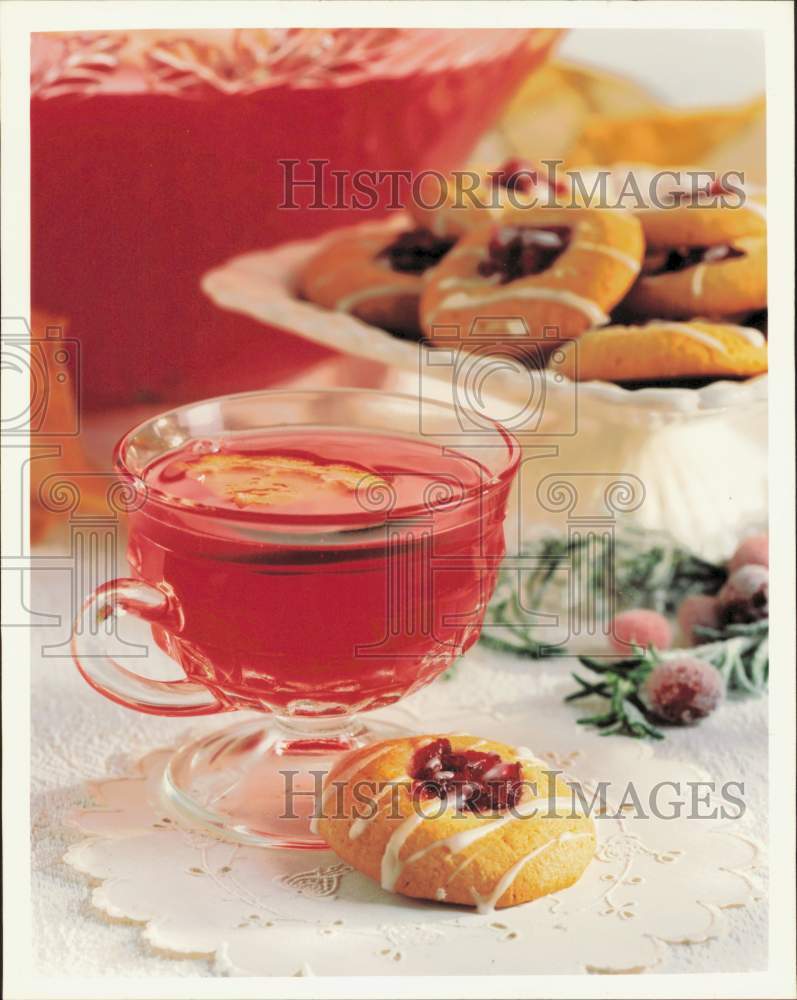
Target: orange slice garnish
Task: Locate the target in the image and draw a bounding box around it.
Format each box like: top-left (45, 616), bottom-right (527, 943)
top-left (183, 453), bottom-right (387, 509)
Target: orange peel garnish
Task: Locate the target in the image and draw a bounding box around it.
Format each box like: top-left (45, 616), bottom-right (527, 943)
top-left (183, 453), bottom-right (387, 509)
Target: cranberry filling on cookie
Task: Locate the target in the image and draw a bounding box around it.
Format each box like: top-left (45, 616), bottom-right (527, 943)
top-left (642, 244), bottom-right (745, 276)
top-left (490, 157), bottom-right (538, 193)
top-left (378, 229), bottom-right (456, 275)
top-left (410, 738), bottom-right (523, 812)
top-left (478, 225), bottom-right (570, 283)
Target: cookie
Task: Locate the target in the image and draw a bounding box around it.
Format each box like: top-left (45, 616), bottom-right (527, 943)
top-left (316, 734), bottom-right (596, 911)
top-left (634, 190), bottom-right (766, 249)
top-left (618, 187), bottom-right (767, 320)
top-left (625, 236), bottom-right (766, 320)
top-left (408, 160), bottom-right (569, 240)
top-left (300, 224), bottom-right (455, 338)
top-left (420, 206), bottom-right (644, 349)
top-left (567, 162), bottom-right (730, 212)
top-left (556, 320), bottom-right (768, 383)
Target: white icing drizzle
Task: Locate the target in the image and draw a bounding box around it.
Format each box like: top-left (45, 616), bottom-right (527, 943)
top-left (448, 244), bottom-right (489, 261)
top-left (381, 807), bottom-right (432, 892)
top-left (470, 830), bottom-right (591, 914)
top-left (311, 742), bottom-right (397, 835)
top-left (349, 782), bottom-right (405, 840)
top-left (375, 738), bottom-right (582, 894)
top-left (733, 325), bottom-right (766, 347)
top-left (403, 796), bottom-right (582, 872)
top-left (691, 264), bottom-right (707, 298)
top-left (513, 745), bottom-right (546, 766)
top-left (443, 842), bottom-right (490, 886)
top-left (428, 286), bottom-right (608, 326)
top-left (437, 274), bottom-right (501, 291)
top-left (335, 283), bottom-right (413, 313)
top-left (656, 322), bottom-right (727, 354)
top-left (571, 240), bottom-right (641, 273)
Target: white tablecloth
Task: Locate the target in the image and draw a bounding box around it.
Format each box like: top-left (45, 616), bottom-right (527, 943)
top-left (31, 561), bottom-right (768, 977)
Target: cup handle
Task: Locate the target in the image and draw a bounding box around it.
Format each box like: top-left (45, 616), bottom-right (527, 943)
top-left (71, 578), bottom-right (224, 716)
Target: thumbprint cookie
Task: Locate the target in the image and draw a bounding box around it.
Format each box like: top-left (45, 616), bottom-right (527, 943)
top-left (635, 189), bottom-right (766, 248)
top-left (420, 206), bottom-right (644, 349)
top-left (624, 192), bottom-right (767, 320)
top-left (316, 735), bottom-right (596, 911)
top-left (408, 159), bottom-right (570, 239)
top-left (300, 224), bottom-right (456, 339)
top-left (556, 320), bottom-right (768, 386)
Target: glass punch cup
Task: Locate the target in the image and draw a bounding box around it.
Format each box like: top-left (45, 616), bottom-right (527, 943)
top-left (72, 389), bottom-right (520, 848)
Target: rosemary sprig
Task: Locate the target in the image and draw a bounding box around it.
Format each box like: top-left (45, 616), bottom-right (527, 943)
top-left (613, 531), bottom-right (727, 614)
top-left (479, 581), bottom-right (561, 659)
top-left (691, 619), bottom-right (769, 693)
top-left (478, 528), bottom-right (769, 741)
top-left (565, 649), bottom-right (665, 740)
top-left (565, 618), bottom-right (769, 740)
top-left (480, 528), bottom-right (727, 660)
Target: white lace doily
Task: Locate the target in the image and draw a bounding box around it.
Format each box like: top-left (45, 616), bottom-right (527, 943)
top-left (62, 654), bottom-right (765, 977)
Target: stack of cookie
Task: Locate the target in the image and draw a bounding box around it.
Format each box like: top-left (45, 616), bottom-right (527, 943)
top-left (562, 184), bottom-right (767, 387)
top-left (299, 158), bottom-right (767, 390)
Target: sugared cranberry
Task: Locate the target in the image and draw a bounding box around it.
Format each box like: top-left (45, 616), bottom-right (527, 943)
top-left (641, 656), bottom-right (725, 725)
top-left (643, 244), bottom-right (745, 276)
top-left (491, 157), bottom-right (538, 193)
top-left (609, 609), bottom-right (672, 653)
top-left (410, 738), bottom-right (522, 812)
top-left (378, 229), bottom-right (456, 274)
top-left (677, 594), bottom-right (721, 645)
top-left (728, 533), bottom-right (769, 574)
top-left (717, 564), bottom-right (769, 624)
top-left (703, 178), bottom-right (732, 196)
top-left (478, 225), bottom-right (569, 283)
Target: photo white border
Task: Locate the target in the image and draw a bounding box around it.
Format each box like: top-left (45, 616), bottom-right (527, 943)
top-left (2, 2), bottom-right (794, 999)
